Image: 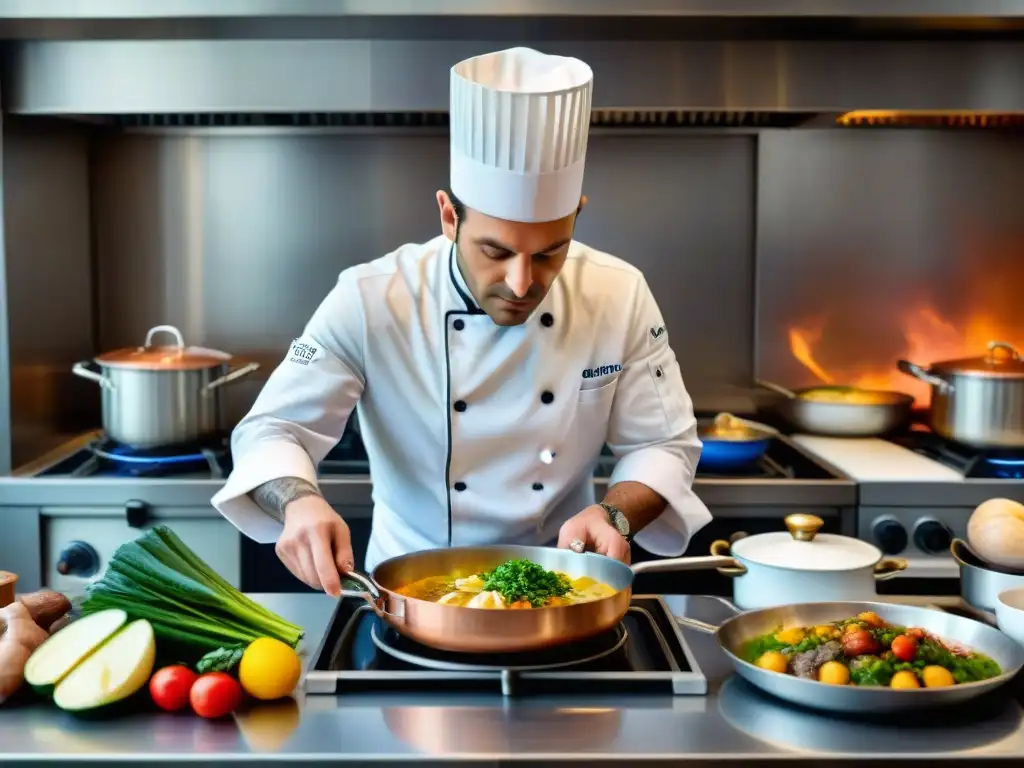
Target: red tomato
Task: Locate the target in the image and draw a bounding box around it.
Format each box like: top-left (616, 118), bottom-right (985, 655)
top-left (841, 629), bottom-right (881, 658)
top-left (189, 672), bottom-right (243, 719)
top-left (149, 665), bottom-right (199, 712)
top-left (891, 634), bottom-right (918, 662)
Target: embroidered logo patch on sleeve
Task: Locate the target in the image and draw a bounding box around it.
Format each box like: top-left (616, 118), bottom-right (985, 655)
top-left (287, 338), bottom-right (325, 366)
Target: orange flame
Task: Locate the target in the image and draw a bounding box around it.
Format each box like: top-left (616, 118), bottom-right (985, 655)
top-left (788, 306), bottom-right (1023, 407)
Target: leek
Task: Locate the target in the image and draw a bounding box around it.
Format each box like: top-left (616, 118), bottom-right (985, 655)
top-left (80, 525), bottom-right (303, 658)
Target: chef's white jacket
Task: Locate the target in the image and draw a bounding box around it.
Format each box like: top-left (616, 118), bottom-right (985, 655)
top-left (211, 234), bottom-right (711, 572)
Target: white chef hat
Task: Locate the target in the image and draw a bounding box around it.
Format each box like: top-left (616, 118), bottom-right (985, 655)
top-left (449, 47), bottom-right (594, 224)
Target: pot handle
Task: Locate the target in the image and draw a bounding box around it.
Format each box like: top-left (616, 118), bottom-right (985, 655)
top-left (630, 553), bottom-right (741, 575)
top-left (340, 570), bottom-right (405, 621)
top-left (145, 324), bottom-right (185, 349)
top-left (202, 362), bottom-right (261, 394)
top-left (873, 558), bottom-right (909, 582)
top-left (72, 361), bottom-right (114, 391)
top-left (709, 540), bottom-right (748, 576)
top-left (897, 359), bottom-right (952, 393)
top-left (988, 341), bottom-right (1020, 362)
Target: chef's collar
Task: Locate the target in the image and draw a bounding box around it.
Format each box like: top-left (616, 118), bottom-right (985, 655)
top-left (447, 241), bottom-right (484, 314)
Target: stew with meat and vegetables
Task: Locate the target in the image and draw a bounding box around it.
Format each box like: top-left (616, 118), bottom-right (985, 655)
top-left (741, 611), bottom-right (1003, 688)
top-left (394, 558), bottom-right (618, 609)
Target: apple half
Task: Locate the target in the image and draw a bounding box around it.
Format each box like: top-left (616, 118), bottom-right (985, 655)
top-left (23, 608), bottom-right (128, 696)
top-left (52, 619), bottom-right (156, 712)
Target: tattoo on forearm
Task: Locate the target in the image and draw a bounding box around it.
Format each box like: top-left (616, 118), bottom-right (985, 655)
top-left (249, 477), bottom-right (322, 521)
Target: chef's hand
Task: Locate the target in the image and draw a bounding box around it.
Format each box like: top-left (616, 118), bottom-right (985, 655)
top-left (275, 496), bottom-right (354, 598)
top-left (557, 505), bottom-right (632, 564)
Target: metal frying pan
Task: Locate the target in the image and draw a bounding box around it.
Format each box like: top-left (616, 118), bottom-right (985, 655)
top-left (697, 413), bottom-right (778, 471)
top-left (756, 379), bottom-right (914, 437)
top-left (340, 544), bottom-right (736, 654)
top-left (675, 600), bottom-right (1024, 714)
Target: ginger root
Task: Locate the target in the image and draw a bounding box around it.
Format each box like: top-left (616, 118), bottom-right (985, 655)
top-left (0, 601), bottom-right (50, 704)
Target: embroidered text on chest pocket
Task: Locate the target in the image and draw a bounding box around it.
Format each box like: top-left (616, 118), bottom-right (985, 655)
top-left (575, 377), bottom-right (617, 455)
top-left (647, 355), bottom-right (690, 435)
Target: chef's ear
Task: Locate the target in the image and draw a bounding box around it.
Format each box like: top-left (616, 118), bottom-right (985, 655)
top-left (573, 195), bottom-right (588, 227)
top-left (437, 189), bottom-right (459, 242)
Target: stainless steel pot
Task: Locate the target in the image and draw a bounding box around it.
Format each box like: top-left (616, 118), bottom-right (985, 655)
top-left (951, 538), bottom-right (1024, 615)
top-left (72, 325), bottom-right (259, 449)
top-left (898, 341), bottom-right (1024, 450)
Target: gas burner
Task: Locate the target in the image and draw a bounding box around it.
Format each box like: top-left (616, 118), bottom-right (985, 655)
top-left (888, 430), bottom-right (1024, 480)
top-left (306, 596), bottom-right (707, 696)
top-left (369, 620), bottom-right (629, 673)
top-left (82, 438), bottom-right (228, 478)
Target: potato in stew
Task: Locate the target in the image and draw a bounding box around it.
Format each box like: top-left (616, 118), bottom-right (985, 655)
top-left (741, 611), bottom-right (1002, 688)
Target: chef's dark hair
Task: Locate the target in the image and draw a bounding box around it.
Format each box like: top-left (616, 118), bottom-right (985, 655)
top-left (446, 189), bottom-right (467, 244)
top-left (446, 189), bottom-right (582, 231)
top-left (446, 189), bottom-right (466, 222)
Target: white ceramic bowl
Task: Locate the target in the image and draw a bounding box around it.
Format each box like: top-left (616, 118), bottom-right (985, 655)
top-left (995, 587), bottom-right (1024, 648)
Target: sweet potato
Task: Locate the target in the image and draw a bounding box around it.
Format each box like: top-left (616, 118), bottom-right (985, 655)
top-left (0, 601), bottom-right (50, 704)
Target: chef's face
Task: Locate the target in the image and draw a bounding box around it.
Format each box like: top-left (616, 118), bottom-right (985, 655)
top-left (437, 190), bottom-right (585, 326)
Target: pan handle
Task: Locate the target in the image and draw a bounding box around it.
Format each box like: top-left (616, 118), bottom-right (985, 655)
top-left (673, 616), bottom-right (721, 635)
top-left (754, 378), bottom-right (797, 399)
top-left (630, 554), bottom-right (740, 575)
top-left (340, 571), bottom-right (406, 622)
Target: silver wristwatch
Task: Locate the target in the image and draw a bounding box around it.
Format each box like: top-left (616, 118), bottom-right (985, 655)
top-left (600, 502), bottom-right (632, 542)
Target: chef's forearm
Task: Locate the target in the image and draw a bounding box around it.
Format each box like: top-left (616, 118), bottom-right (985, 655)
top-left (249, 477), bottom-right (323, 522)
top-left (601, 481), bottom-right (668, 534)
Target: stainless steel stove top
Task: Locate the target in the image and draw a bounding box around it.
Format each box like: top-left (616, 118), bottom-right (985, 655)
top-left (305, 595), bottom-right (708, 697)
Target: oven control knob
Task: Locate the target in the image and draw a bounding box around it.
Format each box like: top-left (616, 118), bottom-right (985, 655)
top-left (56, 541), bottom-right (101, 578)
top-left (914, 518), bottom-right (953, 555)
top-left (872, 518), bottom-right (908, 555)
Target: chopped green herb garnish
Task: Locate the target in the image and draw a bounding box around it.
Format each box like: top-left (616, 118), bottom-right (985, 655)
top-left (478, 559), bottom-right (573, 607)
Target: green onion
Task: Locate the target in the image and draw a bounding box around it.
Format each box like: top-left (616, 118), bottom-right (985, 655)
top-left (80, 525), bottom-right (303, 659)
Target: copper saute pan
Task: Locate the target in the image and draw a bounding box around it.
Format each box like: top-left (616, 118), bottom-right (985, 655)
top-left (341, 544), bottom-right (735, 654)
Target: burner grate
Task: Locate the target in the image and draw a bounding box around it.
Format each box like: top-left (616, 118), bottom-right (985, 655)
top-left (306, 596), bottom-right (707, 696)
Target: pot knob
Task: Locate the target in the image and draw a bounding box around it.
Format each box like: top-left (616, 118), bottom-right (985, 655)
top-left (913, 518), bottom-right (953, 555)
top-left (872, 517), bottom-right (908, 555)
top-left (56, 541), bottom-right (101, 578)
top-left (784, 513), bottom-right (824, 542)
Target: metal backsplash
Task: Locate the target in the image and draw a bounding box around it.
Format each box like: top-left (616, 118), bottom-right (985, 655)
top-left (755, 129), bottom-right (1024, 407)
top-left (88, 130), bottom-right (755, 430)
top-left (5, 39), bottom-right (1024, 116)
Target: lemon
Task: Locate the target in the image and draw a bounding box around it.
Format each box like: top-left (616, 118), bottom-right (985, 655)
top-left (238, 638), bottom-right (302, 701)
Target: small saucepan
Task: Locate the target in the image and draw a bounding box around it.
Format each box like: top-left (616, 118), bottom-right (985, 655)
top-left (698, 413), bottom-right (778, 471)
top-left (756, 379), bottom-right (914, 437)
top-left (708, 514), bottom-right (909, 610)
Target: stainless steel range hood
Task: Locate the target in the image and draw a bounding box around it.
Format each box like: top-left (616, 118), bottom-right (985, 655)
top-left (1, 1), bottom-right (1023, 119)
top-left (1, 1), bottom-right (1024, 40)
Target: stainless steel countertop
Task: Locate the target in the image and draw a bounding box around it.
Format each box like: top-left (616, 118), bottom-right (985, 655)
top-left (2, 593), bottom-right (1024, 765)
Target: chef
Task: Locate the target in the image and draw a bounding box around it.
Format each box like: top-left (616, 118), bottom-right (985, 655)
top-left (211, 46), bottom-right (711, 597)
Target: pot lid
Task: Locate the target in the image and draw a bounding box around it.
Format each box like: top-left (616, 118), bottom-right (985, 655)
top-left (729, 514), bottom-right (882, 571)
top-left (95, 325), bottom-right (231, 371)
top-left (929, 341), bottom-right (1024, 379)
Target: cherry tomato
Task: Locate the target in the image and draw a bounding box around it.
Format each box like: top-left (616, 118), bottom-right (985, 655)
top-left (841, 629), bottom-right (881, 657)
top-left (149, 665), bottom-right (199, 712)
top-left (189, 672), bottom-right (243, 719)
top-left (890, 634), bottom-right (918, 663)
top-left (907, 627), bottom-right (926, 641)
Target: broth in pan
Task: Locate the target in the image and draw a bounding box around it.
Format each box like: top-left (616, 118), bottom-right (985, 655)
top-left (395, 558), bottom-right (618, 609)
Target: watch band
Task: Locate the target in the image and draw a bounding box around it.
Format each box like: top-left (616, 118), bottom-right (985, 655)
top-left (599, 502), bottom-right (632, 542)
